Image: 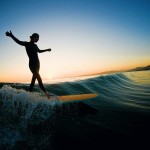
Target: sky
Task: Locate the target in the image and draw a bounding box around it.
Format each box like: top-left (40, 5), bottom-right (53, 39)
top-left (0, 0), bottom-right (150, 83)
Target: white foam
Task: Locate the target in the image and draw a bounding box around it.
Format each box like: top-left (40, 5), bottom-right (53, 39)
top-left (0, 85), bottom-right (64, 148)
top-left (0, 85), bottom-right (62, 125)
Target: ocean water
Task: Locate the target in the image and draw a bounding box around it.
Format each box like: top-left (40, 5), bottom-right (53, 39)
top-left (0, 71), bottom-right (150, 150)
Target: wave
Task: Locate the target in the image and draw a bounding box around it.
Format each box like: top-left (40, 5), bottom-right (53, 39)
top-left (0, 71), bottom-right (150, 149)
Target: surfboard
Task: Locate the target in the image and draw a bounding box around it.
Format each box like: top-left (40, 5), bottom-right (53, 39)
top-left (49, 93), bottom-right (98, 102)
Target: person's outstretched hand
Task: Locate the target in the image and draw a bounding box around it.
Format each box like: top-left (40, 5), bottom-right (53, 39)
top-left (47, 48), bottom-right (51, 52)
top-left (5, 30), bottom-right (13, 37)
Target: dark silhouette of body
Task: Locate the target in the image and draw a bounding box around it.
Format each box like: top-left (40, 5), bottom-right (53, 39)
top-left (6, 31), bottom-right (51, 99)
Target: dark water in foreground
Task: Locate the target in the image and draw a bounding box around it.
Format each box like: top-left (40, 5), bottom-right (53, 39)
top-left (0, 71), bottom-right (150, 150)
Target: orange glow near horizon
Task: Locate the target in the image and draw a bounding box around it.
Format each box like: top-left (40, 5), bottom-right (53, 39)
top-left (1, 60), bottom-right (150, 83)
top-left (0, 0), bottom-right (150, 83)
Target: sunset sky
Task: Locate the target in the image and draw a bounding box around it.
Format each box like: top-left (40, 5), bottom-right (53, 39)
top-left (0, 0), bottom-right (150, 83)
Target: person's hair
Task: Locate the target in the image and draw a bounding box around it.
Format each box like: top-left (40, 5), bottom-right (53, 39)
top-left (30, 33), bottom-right (39, 39)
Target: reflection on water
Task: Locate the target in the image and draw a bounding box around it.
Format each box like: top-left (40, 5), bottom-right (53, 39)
top-left (125, 71), bottom-right (150, 85)
top-left (49, 71), bottom-right (150, 85)
top-left (46, 75), bottom-right (100, 84)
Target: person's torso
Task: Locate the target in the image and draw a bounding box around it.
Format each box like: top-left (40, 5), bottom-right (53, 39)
top-left (25, 42), bottom-right (39, 63)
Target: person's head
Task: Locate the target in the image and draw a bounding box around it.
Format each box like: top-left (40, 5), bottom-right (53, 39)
top-left (30, 33), bottom-right (39, 43)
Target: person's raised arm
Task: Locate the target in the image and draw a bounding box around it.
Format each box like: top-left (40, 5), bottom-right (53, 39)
top-left (37, 48), bottom-right (51, 53)
top-left (5, 30), bottom-right (26, 46)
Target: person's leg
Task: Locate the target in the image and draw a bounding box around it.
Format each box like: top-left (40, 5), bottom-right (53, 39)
top-left (29, 72), bottom-right (50, 98)
top-left (35, 72), bottom-right (50, 99)
top-left (29, 74), bottom-right (36, 92)
top-left (35, 72), bottom-right (46, 92)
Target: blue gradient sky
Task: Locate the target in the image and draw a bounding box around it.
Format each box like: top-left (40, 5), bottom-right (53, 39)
top-left (0, 0), bottom-right (150, 82)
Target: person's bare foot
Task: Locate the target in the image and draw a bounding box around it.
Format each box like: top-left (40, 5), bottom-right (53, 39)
top-left (45, 92), bottom-right (51, 99)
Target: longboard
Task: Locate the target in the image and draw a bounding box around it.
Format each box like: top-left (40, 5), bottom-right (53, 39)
top-left (49, 93), bottom-right (98, 102)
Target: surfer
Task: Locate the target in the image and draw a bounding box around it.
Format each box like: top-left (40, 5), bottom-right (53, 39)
top-left (6, 30), bottom-right (51, 99)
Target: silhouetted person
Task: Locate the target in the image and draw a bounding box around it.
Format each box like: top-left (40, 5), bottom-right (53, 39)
top-left (6, 30), bottom-right (51, 99)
